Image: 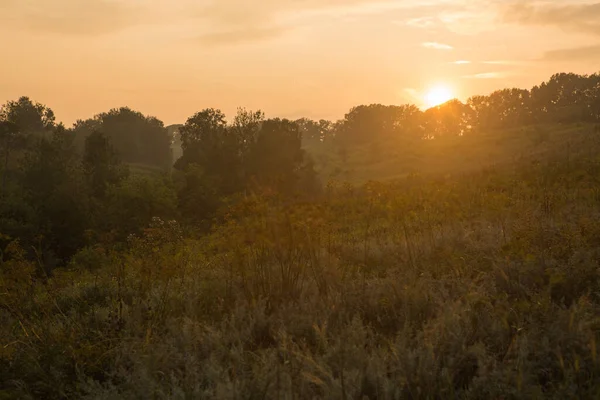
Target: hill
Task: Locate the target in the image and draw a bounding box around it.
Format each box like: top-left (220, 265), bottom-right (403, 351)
top-left (3, 122), bottom-right (600, 398)
top-left (3, 73), bottom-right (600, 398)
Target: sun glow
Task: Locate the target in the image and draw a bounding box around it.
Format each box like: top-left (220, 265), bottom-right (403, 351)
top-left (425, 85), bottom-right (454, 108)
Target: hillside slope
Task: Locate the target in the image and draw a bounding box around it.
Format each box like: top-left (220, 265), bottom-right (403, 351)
top-left (305, 123), bottom-right (600, 184)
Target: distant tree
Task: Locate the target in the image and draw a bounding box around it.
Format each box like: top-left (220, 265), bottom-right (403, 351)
top-left (424, 99), bottom-right (473, 138)
top-left (0, 121), bottom-right (18, 195)
top-left (176, 163), bottom-right (221, 226)
top-left (467, 89), bottom-right (531, 130)
top-left (74, 107), bottom-right (172, 169)
top-left (0, 96), bottom-right (55, 135)
top-left (175, 108), bottom-right (228, 169)
top-left (336, 104), bottom-right (423, 145)
top-left (296, 118), bottom-right (321, 141)
top-left (103, 174), bottom-right (178, 239)
top-left (175, 109), bottom-right (320, 223)
top-left (246, 118), bottom-right (306, 194)
top-left (20, 130), bottom-right (90, 266)
top-left (318, 119), bottom-right (334, 142)
top-left (232, 108), bottom-right (264, 156)
top-left (587, 73), bottom-right (600, 122)
top-left (0, 97), bottom-right (56, 192)
top-left (175, 108), bottom-right (242, 222)
top-left (83, 131), bottom-right (128, 199)
top-left (297, 118), bottom-right (335, 146)
top-left (531, 73), bottom-right (594, 123)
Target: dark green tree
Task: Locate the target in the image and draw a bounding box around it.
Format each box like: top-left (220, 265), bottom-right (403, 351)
top-left (0, 96), bottom-right (55, 135)
top-left (19, 129), bottom-right (90, 267)
top-left (175, 108), bottom-right (242, 222)
top-left (74, 107), bottom-right (172, 169)
top-left (83, 131), bottom-right (128, 199)
top-left (103, 174), bottom-right (178, 239)
top-left (246, 118), bottom-right (317, 195)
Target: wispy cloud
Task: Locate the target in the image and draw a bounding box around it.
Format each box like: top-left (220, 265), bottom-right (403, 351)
top-left (0, 0), bottom-right (502, 45)
top-left (542, 44), bottom-right (600, 61)
top-left (482, 60), bottom-right (528, 66)
top-left (463, 72), bottom-right (504, 79)
top-left (0, 0), bottom-right (142, 35)
top-left (504, 1), bottom-right (600, 36)
top-left (451, 60), bottom-right (472, 64)
top-left (195, 26), bottom-right (290, 46)
top-left (422, 41), bottom-right (453, 50)
top-left (189, 0), bottom-right (454, 45)
top-left (405, 16), bottom-right (436, 28)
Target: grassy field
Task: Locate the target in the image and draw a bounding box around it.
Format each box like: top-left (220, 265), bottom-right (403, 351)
top-left (2, 124), bottom-right (600, 398)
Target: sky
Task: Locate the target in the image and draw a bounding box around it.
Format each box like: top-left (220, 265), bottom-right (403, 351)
top-left (1, 0), bottom-right (599, 126)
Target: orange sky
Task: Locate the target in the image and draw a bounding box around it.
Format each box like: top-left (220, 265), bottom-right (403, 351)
top-left (1, 0), bottom-right (599, 126)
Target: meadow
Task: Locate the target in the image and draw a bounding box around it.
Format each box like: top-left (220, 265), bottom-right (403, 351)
top-left (2, 121), bottom-right (600, 399)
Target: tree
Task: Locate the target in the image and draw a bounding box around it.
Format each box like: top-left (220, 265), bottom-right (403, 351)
top-left (531, 73), bottom-right (594, 123)
top-left (423, 100), bottom-right (472, 138)
top-left (246, 118), bottom-right (316, 195)
top-left (0, 96), bottom-right (55, 136)
top-left (176, 108), bottom-right (243, 193)
top-left (103, 174), bottom-right (178, 239)
top-left (175, 108), bottom-right (242, 222)
top-left (467, 89), bottom-right (530, 131)
top-left (175, 108), bottom-right (228, 169)
top-left (233, 108), bottom-right (264, 155)
top-left (0, 97), bottom-right (56, 194)
top-left (296, 118), bottom-right (335, 148)
top-left (176, 164), bottom-right (221, 226)
top-left (74, 107), bottom-right (172, 169)
top-left (83, 131), bottom-right (128, 199)
top-left (0, 121), bottom-right (18, 195)
top-left (20, 129), bottom-right (90, 266)
top-left (336, 104), bottom-right (423, 145)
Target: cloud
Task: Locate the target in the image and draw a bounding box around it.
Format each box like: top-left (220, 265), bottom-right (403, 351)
top-left (542, 44), bottom-right (600, 61)
top-left (1, 0), bottom-right (408, 42)
top-left (398, 1), bottom-right (501, 35)
top-left (405, 16), bottom-right (437, 28)
top-left (0, 0), bottom-right (501, 45)
top-left (463, 72), bottom-right (504, 79)
top-left (190, 0), bottom-right (460, 45)
top-left (451, 60), bottom-right (471, 64)
top-left (0, 0), bottom-right (142, 35)
top-left (195, 26), bottom-right (290, 46)
top-left (482, 60), bottom-right (529, 66)
top-left (422, 41), bottom-right (453, 50)
top-left (504, 1), bottom-right (600, 36)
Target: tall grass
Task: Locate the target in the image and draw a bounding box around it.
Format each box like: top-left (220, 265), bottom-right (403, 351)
top-left (2, 127), bottom-right (600, 399)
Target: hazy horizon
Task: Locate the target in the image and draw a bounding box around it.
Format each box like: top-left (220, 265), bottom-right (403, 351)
top-left (2, 0), bottom-right (599, 125)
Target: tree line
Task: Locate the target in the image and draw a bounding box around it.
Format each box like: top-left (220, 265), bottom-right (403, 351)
top-left (0, 71), bottom-right (599, 272)
top-left (298, 72), bottom-right (600, 146)
top-left (0, 100), bottom-right (320, 272)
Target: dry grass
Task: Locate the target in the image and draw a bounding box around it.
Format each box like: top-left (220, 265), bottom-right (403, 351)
top-left (2, 126), bottom-right (600, 399)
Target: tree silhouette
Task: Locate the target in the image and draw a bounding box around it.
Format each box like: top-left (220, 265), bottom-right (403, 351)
top-left (74, 107), bottom-right (172, 169)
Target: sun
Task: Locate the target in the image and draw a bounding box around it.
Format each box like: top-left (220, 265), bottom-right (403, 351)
top-left (424, 85), bottom-right (454, 108)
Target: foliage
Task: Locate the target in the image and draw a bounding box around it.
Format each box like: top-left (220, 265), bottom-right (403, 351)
top-left (3, 137), bottom-right (600, 397)
top-left (73, 107), bottom-right (172, 169)
top-left (2, 71), bottom-right (600, 398)
top-left (175, 108), bottom-right (320, 223)
top-left (83, 131), bottom-right (128, 199)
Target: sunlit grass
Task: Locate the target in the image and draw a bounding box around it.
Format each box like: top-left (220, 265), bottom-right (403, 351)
top-left (3, 125), bottom-right (600, 398)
